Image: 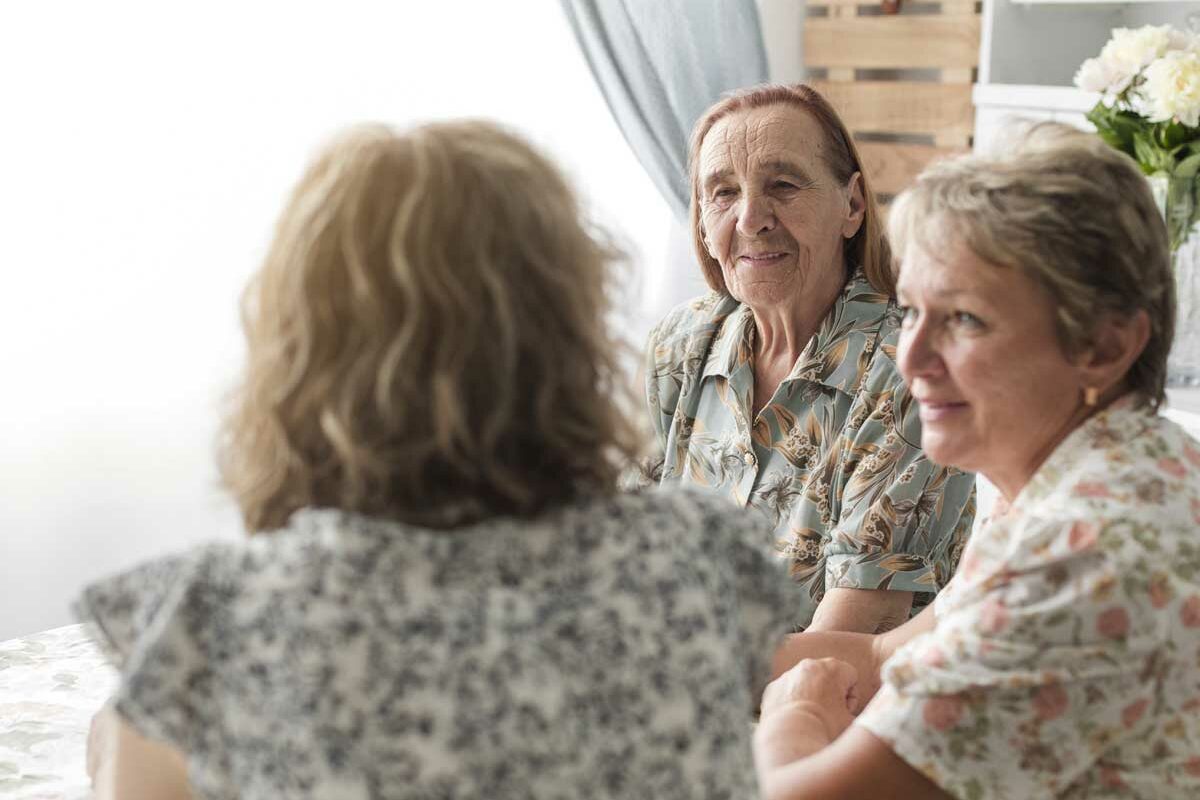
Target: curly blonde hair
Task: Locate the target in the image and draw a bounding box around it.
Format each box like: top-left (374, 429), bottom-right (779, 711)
top-left (220, 121), bottom-right (642, 532)
top-left (687, 83), bottom-right (894, 296)
top-left (889, 121), bottom-right (1174, 408)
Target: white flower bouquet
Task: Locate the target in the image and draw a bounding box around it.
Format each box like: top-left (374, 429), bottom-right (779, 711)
top-left (1075, 24), bottom-right (1200, 250)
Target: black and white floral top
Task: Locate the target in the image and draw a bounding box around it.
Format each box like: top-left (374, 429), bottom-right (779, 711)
top-left (75, 490), bottom-right (799, 799)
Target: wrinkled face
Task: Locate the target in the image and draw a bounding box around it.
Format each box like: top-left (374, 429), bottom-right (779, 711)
top-left (895, 236), bottom-right (1085, 491)
top-left (696, 104), bottom-right (863, 313)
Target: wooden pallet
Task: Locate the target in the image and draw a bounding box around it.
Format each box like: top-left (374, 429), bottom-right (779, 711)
top-left (803, 0), bottom-right (981, 201)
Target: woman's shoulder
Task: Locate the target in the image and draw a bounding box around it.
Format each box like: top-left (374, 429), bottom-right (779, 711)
top-left (647, 291), bottom-right (740, 352)
top-left (1010, 407), bottom-right (1200, 563)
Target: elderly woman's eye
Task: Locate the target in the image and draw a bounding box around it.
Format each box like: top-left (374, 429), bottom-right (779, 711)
top-left (897, 305), bottom-right (917, 326)
top-left (952, 311), bottom-right (983, 328)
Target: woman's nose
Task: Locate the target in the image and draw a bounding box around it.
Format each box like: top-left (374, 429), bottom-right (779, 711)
top-left (736, 193), bottom-right (776, 237)
top-left (897, 321), bottom-right (944, 382)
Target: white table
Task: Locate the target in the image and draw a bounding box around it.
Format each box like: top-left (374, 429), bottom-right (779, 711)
top-left (0, 624), bottom-right (117, 799)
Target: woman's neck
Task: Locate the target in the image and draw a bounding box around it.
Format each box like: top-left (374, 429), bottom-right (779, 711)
top-left (989, 391), bottom-right (1126, 503)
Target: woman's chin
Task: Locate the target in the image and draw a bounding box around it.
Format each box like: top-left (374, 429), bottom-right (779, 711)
top-left (920, 431), bottom-right (974, 472)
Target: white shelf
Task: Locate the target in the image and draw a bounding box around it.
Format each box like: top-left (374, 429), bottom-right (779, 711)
top-left (1011, 0), bottom-right (1184, 5)
top-left (973, 83), bottom-right (1097, 113)
top-left (1164, 388), bottom-right (1200, 441)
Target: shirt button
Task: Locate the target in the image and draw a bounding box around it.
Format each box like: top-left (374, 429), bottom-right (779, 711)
top-left (743, 452), bottom-right (756, 466)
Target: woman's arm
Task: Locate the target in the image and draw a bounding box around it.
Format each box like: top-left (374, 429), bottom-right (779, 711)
top-left (770, 603), bottom-right (936, 709)
top-left (754, 656), bottom-right (952, 800)
top-left (759, 726), bottom-right (953, 800)
top-left (88, 704), bottom-right (192, 800)
top-left (808, 587), bottom-right (914, 634)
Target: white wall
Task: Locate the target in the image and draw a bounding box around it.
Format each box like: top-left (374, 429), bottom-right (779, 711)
top-left (0, 1), bottom-right (674, 641)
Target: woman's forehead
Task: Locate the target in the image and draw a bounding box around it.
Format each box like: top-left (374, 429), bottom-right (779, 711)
top-left (699, 105), bottom-right (828, 177)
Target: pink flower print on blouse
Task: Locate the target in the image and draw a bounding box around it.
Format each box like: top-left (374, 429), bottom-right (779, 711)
top-left (1032, 681), bottom-right (1069, 721)
top-left (1121, 698), bottom-right (1150, 728)
top-left (1158, 457), bottom-right (1187, 479)
top-left (922, 694), bottom-right (966, 732)
top-left (1073, 481), bottom-right (1111, 498)
top-left (978, 597), bottom-right (1010, 635)
top-left (1097, 606), bottom-right (1130, 639)
top-left (1068, 521), bottom-right (1100, 551)
top-left (1180, 595), bottom-right (1200, 628)
top-left (1148, 571), bottom-right (1174, 609)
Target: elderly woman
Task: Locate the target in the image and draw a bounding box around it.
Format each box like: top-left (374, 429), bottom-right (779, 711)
top-left (756, 122), bottom-right (1200, 798)
top-left (646, 83), bottom-right (976, 635)
top-left (75, 121), bottom-right (803, 799)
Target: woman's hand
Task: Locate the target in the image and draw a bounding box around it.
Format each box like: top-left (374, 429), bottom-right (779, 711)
top-left (761, 657), bottom-right (859, 740)
top-left (87, 701), bottom-right (117, 786)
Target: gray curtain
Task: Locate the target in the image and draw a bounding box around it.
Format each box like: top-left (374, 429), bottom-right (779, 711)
top-left (561, 0), bottom-right (769, 221)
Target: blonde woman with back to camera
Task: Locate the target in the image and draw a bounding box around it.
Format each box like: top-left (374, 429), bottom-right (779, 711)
top-left (754, 123), bottom-right (1200, 798)
top-left (76, 121), bottom-right (804, 799)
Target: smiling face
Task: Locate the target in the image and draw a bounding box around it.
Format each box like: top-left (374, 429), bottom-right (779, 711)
top-left (696, 104), bottom-right (863, 316)
top-left (895, 234), bottom-right (1088, 496)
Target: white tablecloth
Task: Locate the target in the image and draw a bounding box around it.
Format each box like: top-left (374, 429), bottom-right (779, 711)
top-left (0, 624), bottom-right (118, 799)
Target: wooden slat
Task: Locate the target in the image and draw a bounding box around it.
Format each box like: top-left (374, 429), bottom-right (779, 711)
top-left (804, 16), bottom-right (980, 69)
top-left (940, 68), bottom-right (974, 84)
top-left (811, 80), bottom-right (974, 136)
top-left (940, 1), bottom-right (978, 15)
top-left (809, 0), bottom-right (976, 10)
top-left (856, 142), bottom-right (966, 196)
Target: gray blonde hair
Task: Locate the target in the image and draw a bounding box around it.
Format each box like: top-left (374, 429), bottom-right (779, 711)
top-left (220, 121), bottom-right (642, 532)
top-left (889, 121), bottom-right (1174, 408)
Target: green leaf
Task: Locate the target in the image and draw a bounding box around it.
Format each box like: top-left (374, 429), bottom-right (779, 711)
top-left (1176, 153), bottom-right (1200, 181)
top-left (1087, 103), bottom-right (1137, 158)
top-left (1134, 132), bottom-right (1167, 175)
top-left (1158, 121), bottom-right (1190, 150)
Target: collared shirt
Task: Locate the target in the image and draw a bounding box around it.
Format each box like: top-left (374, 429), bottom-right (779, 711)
top-left (857, 396), bottom-right (1200, 798)
top-left (645, 273), bottom-right (976, 629)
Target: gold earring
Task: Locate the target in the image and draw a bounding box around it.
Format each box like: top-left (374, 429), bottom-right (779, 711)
top-left (1083, 386), bottom-right (1100, 407)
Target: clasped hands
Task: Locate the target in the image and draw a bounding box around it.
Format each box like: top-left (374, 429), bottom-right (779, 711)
top-left (756, 658), bottom-right (862, 761)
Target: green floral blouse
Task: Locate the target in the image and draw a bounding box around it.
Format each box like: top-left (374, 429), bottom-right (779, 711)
top-left (857, 397), bottom-right (1200, 798)
top-left (644, 273), bottom-right (976, 629)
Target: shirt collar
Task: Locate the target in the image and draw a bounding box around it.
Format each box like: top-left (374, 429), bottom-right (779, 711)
top-left (704, 271), bottom-right (894, 395)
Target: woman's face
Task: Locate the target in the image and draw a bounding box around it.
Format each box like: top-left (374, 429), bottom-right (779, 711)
top-left (696, 104), bottom-right (863, 314)
top-left (895, 236), bottom-right (1087, 496)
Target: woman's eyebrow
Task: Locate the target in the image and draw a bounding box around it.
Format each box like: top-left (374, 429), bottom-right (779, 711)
top-left (761, 159), bottom-right (813, 181)
top-left (702, 169), bottom-right (733, 193)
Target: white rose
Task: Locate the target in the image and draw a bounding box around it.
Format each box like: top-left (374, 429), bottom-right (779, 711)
top-left (1140, 49), bottom-right (1200, 128)
top-left (1074, 56), bottom-right (1125, 97)
top-left (1089, 24), bottom-right (1190, 99)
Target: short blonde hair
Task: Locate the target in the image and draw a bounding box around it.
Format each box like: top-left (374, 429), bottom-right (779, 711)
top-left (889, 122), bottom-right (1174, 408)
top-left (220, 121), bottom-right (641, 532)
top-left (688, 83), bottom-right (894, 296)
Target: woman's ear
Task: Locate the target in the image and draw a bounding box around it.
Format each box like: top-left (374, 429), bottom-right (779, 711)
top-left (1077, 309), bottom-right (1151, 397)
top-left (699, 222), bottom-right (718, 260)
top-left (843, 172), bottom-right (866, 239)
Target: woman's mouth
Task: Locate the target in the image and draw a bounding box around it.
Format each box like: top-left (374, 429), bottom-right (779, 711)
top-left (917, 400), bottom-right (968, 422)
top-left (738, 252), bottom-right (788, 267)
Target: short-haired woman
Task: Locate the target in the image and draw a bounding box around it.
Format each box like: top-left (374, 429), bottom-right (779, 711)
top-left (77, 121), bottom-right (801, 800)
top-left (757, 123), bottom-right (1200, 798)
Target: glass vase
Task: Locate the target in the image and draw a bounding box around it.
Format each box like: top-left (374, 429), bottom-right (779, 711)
top-left (1150, 172), bottom-right (1200, 387)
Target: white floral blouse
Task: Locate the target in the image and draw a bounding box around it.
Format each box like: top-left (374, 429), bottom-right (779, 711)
top-left (857, 396), bottom-right (1200, 799)
top-left (75, 490), bottom-right (800, 800)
